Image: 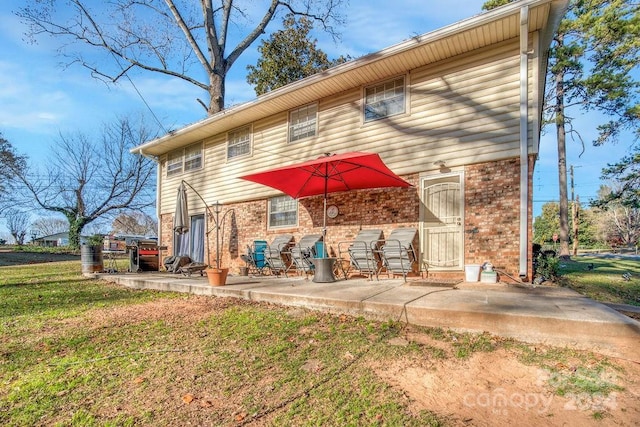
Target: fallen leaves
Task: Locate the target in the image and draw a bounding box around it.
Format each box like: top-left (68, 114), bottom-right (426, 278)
top-left (180, 393), bottom-right (217, 410)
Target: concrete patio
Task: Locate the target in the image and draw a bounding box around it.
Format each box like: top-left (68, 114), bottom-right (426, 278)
top-left (96, 271), bottom-right (640, 361)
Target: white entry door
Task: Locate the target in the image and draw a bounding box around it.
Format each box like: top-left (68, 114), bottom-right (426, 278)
top-left (421, 173), bottom-right (463, 270)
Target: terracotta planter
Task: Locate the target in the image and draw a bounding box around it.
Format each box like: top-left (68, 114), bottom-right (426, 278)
top-left (207, 267), bottom-right (229, 286)
top-left (239, 266), bottom-right (249, 276)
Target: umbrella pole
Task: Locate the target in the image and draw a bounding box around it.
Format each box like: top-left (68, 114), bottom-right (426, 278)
top-left (323, 197), bottom-right (327, 237)
top-left (323, 162), bottom-right (328, 240)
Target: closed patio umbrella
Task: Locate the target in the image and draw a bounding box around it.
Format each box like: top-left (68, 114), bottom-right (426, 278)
top-left (239, 152), bottom-right (412, 234)
top-left (174, 181), bottom-right (189, 235)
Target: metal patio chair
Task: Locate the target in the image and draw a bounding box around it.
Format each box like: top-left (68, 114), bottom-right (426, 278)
top-left (377, 227), bottom-right (418, 282)
top-left (289, 234), bottom-right (323, 277)
top-left (240, 239), bottom-right (268, 275)
top-left (264, 234), bottom-right (294, 277)
top-left (337, 229), bottom-right (384, 280)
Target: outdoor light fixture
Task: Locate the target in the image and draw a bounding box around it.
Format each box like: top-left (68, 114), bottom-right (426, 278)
top-left (433, 160), bottom-right (446, 168)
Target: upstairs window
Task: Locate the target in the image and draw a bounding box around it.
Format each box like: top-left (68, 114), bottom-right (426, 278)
top-left (166, 142), bottom-right (202, 177)
top-left (184, 144), bottom-right (203, 171)
top-left (227, 125), bottom-right (252, 160)
top-left (364, 76), bottom-right (406, 122)
top-left (289, 103), bottom-right (317, 142)
top-left (268, 195), bottom-right (297, 229)
top-left (167, 150), bottom-right (183, 176)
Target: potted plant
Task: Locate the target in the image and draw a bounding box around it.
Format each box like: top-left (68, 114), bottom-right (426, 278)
top-left (206, 265), bottom-right (228, 286)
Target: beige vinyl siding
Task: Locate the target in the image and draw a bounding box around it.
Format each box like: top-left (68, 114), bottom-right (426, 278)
top-left (159, 38), bottom-right (534, 213)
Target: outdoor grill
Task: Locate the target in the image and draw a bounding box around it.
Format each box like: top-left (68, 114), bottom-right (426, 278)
top-left (127, 239), bottom-right (165, 272)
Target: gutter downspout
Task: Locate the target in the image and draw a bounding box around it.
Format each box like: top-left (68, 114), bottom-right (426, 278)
top-left (519, 6), bottom-right (530, 278)
top-left (137, 149), bottom-right (162, 243)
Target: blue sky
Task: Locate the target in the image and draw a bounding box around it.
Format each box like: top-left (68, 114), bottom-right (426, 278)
top-left (0, 0), bottom-right (635, 240)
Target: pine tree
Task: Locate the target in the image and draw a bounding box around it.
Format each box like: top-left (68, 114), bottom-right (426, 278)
top-left (247, 15), bottom-right (348, 96)
top-left (484, 0), bottom-right (640, 258)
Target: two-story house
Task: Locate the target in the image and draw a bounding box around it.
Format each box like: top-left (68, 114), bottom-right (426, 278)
top-left (132, 0), bottom-right (568, 282)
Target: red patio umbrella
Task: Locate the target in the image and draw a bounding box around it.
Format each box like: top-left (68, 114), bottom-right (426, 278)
top-left (239, 152), bottom-right (412, 234)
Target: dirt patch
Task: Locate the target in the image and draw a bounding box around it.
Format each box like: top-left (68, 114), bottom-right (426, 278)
top-left (52, 298), bottom-right (640, 426)
top-left (0, 249), bottom-right (79, 266)
top-left (376, 333), bottom-right (640, 426)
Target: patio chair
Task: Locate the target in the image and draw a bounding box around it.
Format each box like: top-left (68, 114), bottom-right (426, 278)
top-left (240, 240), bottom-right (268, 275)
top-left (378, 227), bottom-right (418, 282)
top-left (264, 234), bottom-right (294, 277)
top-left (289, 234), bottom-right (323, 276)
top-left (337, 229), bottom-right (384, 280)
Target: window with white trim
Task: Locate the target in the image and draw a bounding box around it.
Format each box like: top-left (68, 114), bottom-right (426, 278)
top-left (184, 144), bottom-right (203, 171)
top-left (364, 76), bottom-right (406, 122)
top-left (166, 142), bottom-right (203, 176)
top-left (227, 126), bottom-right (251, 159)
top-left (268, 196), bottom-right (297, 229)
top-left (289, 103), bottom-right (317, 142)
top-left (167, 150), bottom-right (183, 176)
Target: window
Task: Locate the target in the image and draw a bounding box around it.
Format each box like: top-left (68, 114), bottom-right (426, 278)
top-left (364, 76), bottom-right (406, 122)
top-left (227, 126), bottom-right (251, 159)
top-left (289, 103), bottom-right (317, 142)
top-left (268, 196), bottom-right (297, 229)
top-left (166, 143), bottom-right (202, 176)
top-left (167, 150), bottom-right (183, 176)
top-left (184, 144), bottom-right (203, 171)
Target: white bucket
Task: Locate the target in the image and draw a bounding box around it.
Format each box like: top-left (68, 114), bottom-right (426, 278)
top-left (464, 264), bottom-right (481, 282)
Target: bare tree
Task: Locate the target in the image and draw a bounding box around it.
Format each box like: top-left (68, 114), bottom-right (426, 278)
top-left (597, 205), bottom-right (640, 248)
top-left (17, 0), bottom-right (345, 115)
top-left (5, 209), bottom-right (30, 245)
top-left (111, 211), bottom-right (158, 237)
top-left (596, 185), bottom-right (640, 248)
top-left (8, 116), bottom-right (157, 249)
top-left (31, 216), bottom-right (69, 238)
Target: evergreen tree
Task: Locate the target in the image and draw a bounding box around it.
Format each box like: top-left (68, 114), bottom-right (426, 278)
top-left (597, 145), bottom-right (640, 208)
top-left (534, 201), bottom-right (600, 248)
top-left (483, 0), bottom-right (640, 259)
top-left (247, 15), bottom-right (348, 96)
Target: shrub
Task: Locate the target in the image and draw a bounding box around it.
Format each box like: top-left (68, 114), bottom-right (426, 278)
top-left (534, 251), bottom-right (560, 283)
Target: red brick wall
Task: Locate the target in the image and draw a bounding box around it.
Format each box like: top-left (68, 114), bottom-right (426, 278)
top-left (464, 156), bottom-right (534, 281)
top-left (159, 162), bottom-right (534, 280)
top-left (159, 173), bottom-right (421, 273)
top-left (160, 213), bottom-right (174, 258)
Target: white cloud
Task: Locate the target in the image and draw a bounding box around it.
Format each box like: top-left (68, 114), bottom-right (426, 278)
top-left (0, 61), bottom-right (71, 131)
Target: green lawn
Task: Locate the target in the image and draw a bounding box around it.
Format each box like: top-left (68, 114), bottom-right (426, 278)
top-left (0, 256), bottom-right (634, 426)
top-left (559, 255), bottom-right (640, 307)
top-left (0, 260), bottom-right (447, 426)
